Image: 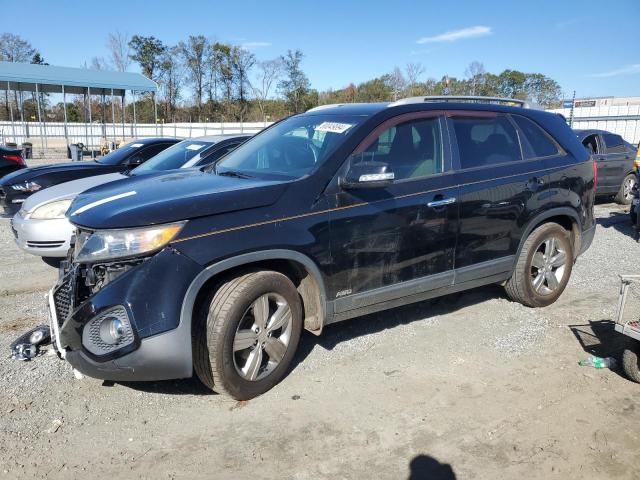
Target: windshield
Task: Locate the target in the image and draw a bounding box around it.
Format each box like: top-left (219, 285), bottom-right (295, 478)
top-left (216, 114), bottom-right (365, 179)
top-left (131, 140), bottom-right (215, 174)
top-left (95, 142), bottom-right (147, 165)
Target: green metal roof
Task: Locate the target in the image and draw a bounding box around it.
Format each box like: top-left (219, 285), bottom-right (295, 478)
top-left (0, 61), bottom-right (157, 95)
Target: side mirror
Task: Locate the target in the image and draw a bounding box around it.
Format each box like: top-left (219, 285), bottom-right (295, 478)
top-left (341, 161), bottom-right (395, 189)
top-left (126, 155), bottom-right (143, 166)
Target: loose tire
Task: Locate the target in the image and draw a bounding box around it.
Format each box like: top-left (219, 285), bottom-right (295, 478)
top-left (622, 347), bottom-right (640, 383)
top-left (193, 271), bottom-right (302, 400)
top-left (505, 222), bottom-right (573, 308)
top-left (614, 174), bottom-right (637, 205)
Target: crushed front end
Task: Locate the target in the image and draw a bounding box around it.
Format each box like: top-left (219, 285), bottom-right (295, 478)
top-left (49, 228), bottom-right (203, 381)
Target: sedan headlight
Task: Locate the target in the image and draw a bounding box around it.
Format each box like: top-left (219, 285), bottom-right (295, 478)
top-left (30, 199), bottom-right (72, 219)
top-left (11, 181), bottom-right (41, 192)
top-left (74, 222), bottom-right (185, 263)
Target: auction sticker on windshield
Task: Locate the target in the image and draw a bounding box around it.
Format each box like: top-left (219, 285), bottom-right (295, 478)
top-left (129, 143), bottom-right (144, 148)
top-left (315, 122), bottom-right (354, 134)
top-left (186, 144), bottom-right (205, 151)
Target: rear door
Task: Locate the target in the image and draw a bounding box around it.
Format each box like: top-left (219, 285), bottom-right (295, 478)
top-left (328, 113), bottom-right (458, 311)
top-left (601, 133), bottom-right (634, 191)
top-left (448, 111), bottom-right (551, 280)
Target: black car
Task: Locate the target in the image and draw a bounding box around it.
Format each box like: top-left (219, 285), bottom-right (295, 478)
top-left (0, 145), bottom-right (26, 179)
top-left (51, 97), bottom-right (596, 400)
top-left (0, 137), bottom-right (180, 215)
top-left (576, 129), bottom-right (637, 204)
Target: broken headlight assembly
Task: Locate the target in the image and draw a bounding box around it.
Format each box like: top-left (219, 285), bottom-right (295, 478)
top-left (74, 222), bottom-right (185, 263)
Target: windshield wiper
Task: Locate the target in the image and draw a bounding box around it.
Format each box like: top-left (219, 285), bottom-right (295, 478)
top-left (217, 170), bottom-right (252, 179)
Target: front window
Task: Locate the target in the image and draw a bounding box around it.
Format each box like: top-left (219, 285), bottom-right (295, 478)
top-left (95, 143), bottom-right (146, 165)
top-left (216, 114), bottom-right (365, 179)
top-left (132, 140), bottom-right (215, 174)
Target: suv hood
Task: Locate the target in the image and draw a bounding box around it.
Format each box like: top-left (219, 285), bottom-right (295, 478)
top-left (0, 161), bottom-right (105, 185)
top-left (68, 169), bottom-right (288, 229)
top-left (21, 173), bottom-right (125, 213)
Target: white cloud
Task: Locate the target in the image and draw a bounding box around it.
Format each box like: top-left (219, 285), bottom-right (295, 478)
top-left (417, 26), bottom-right (492, 44)
top-left (589, 64), bottom-right (640, 78)
top-left (241, 41), bottom-right (272, 49)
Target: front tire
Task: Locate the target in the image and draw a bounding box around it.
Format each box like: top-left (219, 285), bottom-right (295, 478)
top-left (615, 174), bottom-right (637, 205)
top-left (505, 222), bottom-right (573, 308)
top-left (193, 271), bottom-right (302, 400)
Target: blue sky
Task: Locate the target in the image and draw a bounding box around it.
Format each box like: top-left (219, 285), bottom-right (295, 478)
top-left (5, 0), bottom-right (640, 98)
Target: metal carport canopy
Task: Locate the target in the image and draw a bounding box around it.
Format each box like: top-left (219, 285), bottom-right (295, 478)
top-left (0, 61), bottom-right (157, 95)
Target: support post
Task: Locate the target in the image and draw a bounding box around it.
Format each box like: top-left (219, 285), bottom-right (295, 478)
top-left (121, 93), bottom-right (126, 140)
top-left (35, 83), bottom-right (45, 157)
top-left (7, 82), bottom-right (15, 142)
top-left (111, 88), bottom-right (116, 147)
top-left (153, 93), bottom-right (158, 136)
top-left (62, 85), bottom-right (68, 148)
top-left (132, 91), bottom-right (137, 138)
top-left (88, 87), bottom-right (94, 158)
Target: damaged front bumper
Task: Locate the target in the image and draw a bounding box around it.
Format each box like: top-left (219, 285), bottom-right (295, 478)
top-left (49, 248), bottom-right (204, 381)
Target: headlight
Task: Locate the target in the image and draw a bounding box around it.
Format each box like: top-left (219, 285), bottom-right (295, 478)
top-left (30, 199), bottom-right (72, 219)
top-left (74, 222), bottom-right (185, 263)
top-left (11, 181), bottom-right (41, 192)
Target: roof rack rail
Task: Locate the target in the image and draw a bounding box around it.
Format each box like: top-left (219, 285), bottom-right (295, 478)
top-left (388, 96), bottom-right (530, 108)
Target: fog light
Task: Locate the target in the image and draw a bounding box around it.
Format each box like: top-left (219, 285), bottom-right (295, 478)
top-left (82, 306), bottom-right (134, 356)
top-left (100, 317), bottom-right (125, 345)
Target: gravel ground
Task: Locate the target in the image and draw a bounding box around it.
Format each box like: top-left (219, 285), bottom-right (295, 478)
top-left (1, 202), bottom-right (639, 479)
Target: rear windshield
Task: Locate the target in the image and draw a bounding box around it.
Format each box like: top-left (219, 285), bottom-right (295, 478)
top-left (95, 142), bottom-right (147, 165)
top-left (132, 140), bottom-right (215, 174)
top-left (216, 114), bottom-right (365, 179)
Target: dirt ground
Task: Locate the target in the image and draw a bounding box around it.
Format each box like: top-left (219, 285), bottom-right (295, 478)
top-left (0, 200), bottom-right (639, 480)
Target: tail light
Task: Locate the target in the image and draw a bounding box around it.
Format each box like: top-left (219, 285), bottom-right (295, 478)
top-left (2, 154), bottom-right (24, 166)
top-left (592, 160), bottom-right (598, 190)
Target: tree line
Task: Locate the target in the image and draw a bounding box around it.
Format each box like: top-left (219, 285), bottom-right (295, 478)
top-left (0, 33), bottom-right (564, 126)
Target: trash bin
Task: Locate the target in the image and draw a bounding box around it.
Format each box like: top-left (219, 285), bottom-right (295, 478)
top-left (21, 142), bottom-right (32, 160)
top-left (70, 143), bottom-right (82, 162)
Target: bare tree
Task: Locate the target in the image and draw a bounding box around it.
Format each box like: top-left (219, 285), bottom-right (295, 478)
top-left (0, 33), bottom-right (36, 62)
top-left (465, 61), bottom-right (486, 95)
top-left (388, 67), bottom-right (407, 100)
top-left (178, 35), bottom-right (208, 120)
top-left (250, 58), bottom-right (283, 122)
top-left (405, 62), bottom-right (425, 96)
top-left (89, 56), bottom-right (109, 71)
top-left (107, 31), bottom-right (131, 72)
top-left (158, 46), bottom-right (183, 121)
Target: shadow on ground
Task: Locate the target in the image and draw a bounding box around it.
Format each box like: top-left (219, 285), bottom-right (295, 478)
top-left (408, 454), bottom-right (456, 480)
top-left (596, 209), bottom-right (637, 240)
top-left (119, 284), bottom-right (506, 396)
top-left (569, 319), bottom-right (637, 381)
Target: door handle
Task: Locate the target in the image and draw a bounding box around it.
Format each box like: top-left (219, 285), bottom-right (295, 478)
top-left (427, 197), bottom-right (457, 208)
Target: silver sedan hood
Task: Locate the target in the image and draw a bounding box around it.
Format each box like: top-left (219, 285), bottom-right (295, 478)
top-left (21, 173), bottom-right (126, 213)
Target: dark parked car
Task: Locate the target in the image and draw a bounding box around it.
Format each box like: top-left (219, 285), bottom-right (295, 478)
top-left (576, 129), bottom-right (637, 204)
top-left (50, 97), bottom-right (596, 400)
top-left (0, 137), bottom-right (180, 215)
top-left (0, 145), bottom-right (26, 179)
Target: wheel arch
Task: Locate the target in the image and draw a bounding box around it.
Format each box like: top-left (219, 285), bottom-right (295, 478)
top-left (514, 208), bottom-right (582, 265)
top-left (181, 250), bottom-right (329, 344)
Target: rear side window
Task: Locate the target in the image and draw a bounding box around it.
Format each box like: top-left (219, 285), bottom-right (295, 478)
top-left (511, 115), bottom-right (560, 158)
top-left (602, 134), bottom-right (626, 154)
top-left (452, 115), bottom-right (522, 169)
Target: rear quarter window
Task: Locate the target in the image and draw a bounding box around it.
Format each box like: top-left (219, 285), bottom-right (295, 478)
top-left (451, 114), bottom-right (522, 169)
top-left (511, 115), bottom-right (561, 158)
top-left (603, 133), bottom-right (627, 154)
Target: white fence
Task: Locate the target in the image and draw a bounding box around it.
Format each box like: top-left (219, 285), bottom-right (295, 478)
top-left (0, 121), bottom-right (272, 150)
top-left (548, 104), bottom-right (640, 145)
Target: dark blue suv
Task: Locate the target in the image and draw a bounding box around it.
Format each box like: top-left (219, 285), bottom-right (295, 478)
top-left (50, 97), bottom-right (596, 399)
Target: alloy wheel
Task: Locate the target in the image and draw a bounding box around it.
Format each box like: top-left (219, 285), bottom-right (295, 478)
top-left (232, 293), bottom-right (293, 381)
top-left (530, 236), bottom-right (567, 295)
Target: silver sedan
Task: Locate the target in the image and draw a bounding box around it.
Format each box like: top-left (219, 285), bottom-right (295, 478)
top-left (10, 135), bottom-right (250, 266)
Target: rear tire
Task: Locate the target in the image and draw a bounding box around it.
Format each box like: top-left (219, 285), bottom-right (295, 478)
top-left (614, 174), bottom-right (637, 205)
top-left (505, 222), bottom-right (573, 308)
top-left (622, 347), bottom-right (640, 383)
top-left (193, 271), bottom-right (302, 400)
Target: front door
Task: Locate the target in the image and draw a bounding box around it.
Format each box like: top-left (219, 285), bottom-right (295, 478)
top-left (327, 113), bottom-right (458, 312)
